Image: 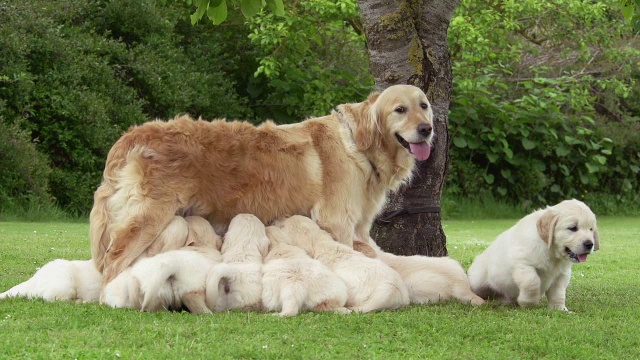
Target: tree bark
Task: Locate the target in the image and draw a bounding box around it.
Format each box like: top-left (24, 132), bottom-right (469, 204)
top-left (356, 0), bottom-right (459, 256)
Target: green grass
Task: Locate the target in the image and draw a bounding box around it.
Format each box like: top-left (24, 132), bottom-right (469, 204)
top-left (1, 218), bottom-right (638, 359)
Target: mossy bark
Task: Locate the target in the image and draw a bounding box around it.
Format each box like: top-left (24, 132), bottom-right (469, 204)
top-left (357, 0), bottom-right (459, 256)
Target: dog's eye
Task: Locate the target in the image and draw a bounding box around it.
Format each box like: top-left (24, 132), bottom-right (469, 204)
top-left (395, 106), bottom-right (406, 113)
top-left (568, 225), bottom-right (578, 232)
top-left (420, 102), bottom-right (429, 109)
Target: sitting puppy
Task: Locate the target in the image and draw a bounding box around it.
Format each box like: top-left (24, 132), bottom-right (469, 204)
top-left (353, 240), bottom-right (484, 306)
top-left (273, 215), bottom-right (409, 313)
top-left (101, 216), bottom-right (223, 312)
top-left (261, 226), bottom-right (350, 316)
top-left (205, 214), bottom-right (270, 312)
top-left (0, 259), bottom-right (102, 303)
top-left (467, 199), bottom-right (599, 311)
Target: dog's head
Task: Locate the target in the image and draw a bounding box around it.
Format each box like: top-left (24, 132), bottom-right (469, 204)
top-left (272, 215), bottom-right (332, 252)
top-left (536, 199), bottom-right (599, 263)
top-left (350, 85), bottom-right (434, 161)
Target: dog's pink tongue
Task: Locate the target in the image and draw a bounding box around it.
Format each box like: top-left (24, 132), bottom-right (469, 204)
top-left (578, 253), bottom-right (588, 262)
top-left (409, 142), bottom-right (431, 161)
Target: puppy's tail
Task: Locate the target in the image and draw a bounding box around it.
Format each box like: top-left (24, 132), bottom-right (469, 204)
top-left (0, 281), bottom-right (30, 300)
top-left (205, 263), bottom-right (235, 311)
top-left (138, 258), bottom-right (177, 312)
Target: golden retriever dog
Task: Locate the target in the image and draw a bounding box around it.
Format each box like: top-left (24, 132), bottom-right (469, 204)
top-left (90, 84), bottom-right (435, 282)
top-left (353, 240), bottom-right (484, 306)
top-left (0, 260), bottom-right (102, 303)
top-left (467, 199), bottom-right (599, 311)
top-left (205, 214), bottom-right (270, 312)
top-left (273, 215), bottom-right (410, 313)
top-left (261, 226), bottom-right (350, 316)
top-left (101, 216), bottom-right (222, 312)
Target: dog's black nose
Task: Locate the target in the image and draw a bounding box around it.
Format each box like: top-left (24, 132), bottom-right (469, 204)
top-left (583, 240), bottom-right (594, 250)
top-left (418, 123), bottom-right (432, 137)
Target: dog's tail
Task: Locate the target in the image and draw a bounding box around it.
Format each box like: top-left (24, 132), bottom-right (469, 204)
top-left (205, 263), bottom-right (236, 311)
top-left (90, 181), bottom-right (115, 273)
top-left (137, 257), bottom-right (177, 312)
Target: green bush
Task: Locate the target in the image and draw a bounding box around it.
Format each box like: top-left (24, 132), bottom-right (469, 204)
top-left (447, 0), bottom-right (640, 210)
top-left (0, 117), bottom-right (51, 209)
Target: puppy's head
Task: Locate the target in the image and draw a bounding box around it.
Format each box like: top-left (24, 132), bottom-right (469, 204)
top-left (353, 85), bottom-right (434, 161)
top-left (536, 199), bottom-right (599, 263)
top-left (223, 214), bottom-right (270, 259)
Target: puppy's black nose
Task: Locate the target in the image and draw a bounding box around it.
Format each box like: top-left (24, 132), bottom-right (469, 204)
top-left (583, 240), bottom-right (594, 250)
top-left (418, 123), bottom-right (432, 137)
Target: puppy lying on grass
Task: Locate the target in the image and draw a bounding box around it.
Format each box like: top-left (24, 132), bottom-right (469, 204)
top-left (261, 226), bottom-right (350, 316)
top-left (0, 259), bottom-right (102, 303)
top-left (205, 214), bottom-right (270, 312)
top-left (101, 215), bottom-right (223, 312)
top-left (353, 240), bottom-right (484, 306)
top-left (273, 215), bottom-right (409, 313)
top-left (467, 199), bottom-right (599, 311)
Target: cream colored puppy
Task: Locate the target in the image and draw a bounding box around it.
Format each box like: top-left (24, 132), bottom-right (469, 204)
top-left (101, 216), bottom-right (223, 312)
top-left (273, 215), bottom-right (409, 313)
top-left (353, 240), bottom-right (484, 306)
top-left (261, 226), bottom-right (350, 316)
top-left (467, 199), bottom-right (599, 311)
top-left (0, 259), bottom-right (102, 303)
top-left (205, 214), bottom-right (270, 312)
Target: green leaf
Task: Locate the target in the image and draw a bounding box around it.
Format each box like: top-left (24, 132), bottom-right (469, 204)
top-left (453, 136), bottom-right (468, 148)
top-left (265, 0), bottom-right (285, 16)
top-left (555, 146), bottom-right (570, 157)
top-left (190, 0), bottom-right (209, 25)
top-left (500, 169), bottom-right (512, 181)
top-left (483, 173), bottom-right (495, 184)
top-left (521, 138), bottom-right (536, 150)
top-left (630, 165), bottom-right (640, 174)
top-left (497, 186), bottom-right (507, 196)
top-left (585, 162), bottom-right (599, 174)
top-left (207, 1), bottom-right (227, 25)
top-left (550, 184), bottom-right (561, 193)
top-left (241, 0), bottom-right (262, 18)
top-left (487, 152), bottom-right (499, 163)
top-left (593, 155), bottom-right (607, 165)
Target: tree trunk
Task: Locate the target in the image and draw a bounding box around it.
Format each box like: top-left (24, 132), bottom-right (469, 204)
top-left (356, 0), bottom-right (459, 256)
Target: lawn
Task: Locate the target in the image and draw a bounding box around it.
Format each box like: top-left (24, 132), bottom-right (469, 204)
top-left (0, 217), bottom-right (638, 359)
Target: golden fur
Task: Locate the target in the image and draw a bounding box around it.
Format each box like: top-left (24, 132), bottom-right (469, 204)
top-left (467, 199), bottom-right (599, 311)
top-left (90, 85), bottom-right (434, 282)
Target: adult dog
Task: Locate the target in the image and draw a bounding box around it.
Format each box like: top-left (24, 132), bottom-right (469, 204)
top-left (91, 84), bottom-right (434, 282)
top-left (467, 199), bottom-right (599, 311)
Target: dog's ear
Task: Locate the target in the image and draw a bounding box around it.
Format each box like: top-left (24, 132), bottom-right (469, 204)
top-left (536, 209), bottom-right (559, 248)
top-left (353, 240), bottom-right (377, 258)
top-left (353, 92), bottom-right (381, 151)
top-left (593, 227), bottom-right (600, 251)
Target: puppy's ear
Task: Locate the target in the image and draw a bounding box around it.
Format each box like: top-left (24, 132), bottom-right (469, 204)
top-left (593, 228), bottom-right (600, 251)
top-left (353, 92), bottom-right (381, 151)
top-left (536, 210), bottom-right (559, 248)
top-left (353, 240), bottom-right (377, 258)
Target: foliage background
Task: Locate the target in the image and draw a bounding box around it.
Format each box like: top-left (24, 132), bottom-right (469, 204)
top-left (0, 0), bottom-right (638, 217)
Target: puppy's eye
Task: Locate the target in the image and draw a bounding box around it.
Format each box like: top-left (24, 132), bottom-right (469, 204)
top-left (420, 102), bottom-right (429, 109)
top-left (568, 225), bottom-right (578, 232)
top-left (395, 106), bottom-right (406, 113)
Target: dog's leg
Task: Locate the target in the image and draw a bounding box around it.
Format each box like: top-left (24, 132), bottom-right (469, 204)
top-left (311, 205), bottom-right (356, 246)
top-left (277, 285), bottom-right (305, 317)
top-left (546, 271), bottom-right (571, 311)
top-left (182, 290), bottom-right (213, 314)
top-left (512, 265), bottom-right (542, 307)
top-left (103, 204), bottom-right (177, 284)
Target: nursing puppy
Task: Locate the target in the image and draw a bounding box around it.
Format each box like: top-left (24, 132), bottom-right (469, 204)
top-left (262, 226), bottom-right (350, 316)
top-left (91, 84), bottom-right (436, 283)
top-left (205, 214), bottom-right (270, 312)
top-left (101, 216), bottom-right (222, 312)
top-left (467, 199), bottom-right (599, 311)
top-left (0, 260), bottom-right (102, 303)
top-left (273, 215), bottom-right (409, 313)
top-left (353, 240), bottom-right (484, 306)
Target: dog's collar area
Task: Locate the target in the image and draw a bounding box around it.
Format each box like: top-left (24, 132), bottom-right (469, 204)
top-left (375, 206), bottom-right (441, 225)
